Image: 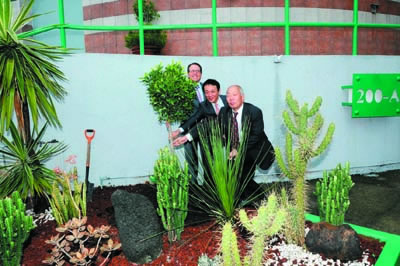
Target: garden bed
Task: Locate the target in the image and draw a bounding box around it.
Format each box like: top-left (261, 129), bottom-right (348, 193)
top-left (22, 183), bottom-right (400, 265)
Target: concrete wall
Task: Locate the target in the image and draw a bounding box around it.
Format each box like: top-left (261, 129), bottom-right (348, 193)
top-left (43, 54), bottom-right (400, 186)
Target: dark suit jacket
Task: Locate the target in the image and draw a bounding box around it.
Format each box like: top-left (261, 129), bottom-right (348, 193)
top-left (218, 102), bottom-right (274, 170)
top-left (180, 95), bottom-right (228, 139)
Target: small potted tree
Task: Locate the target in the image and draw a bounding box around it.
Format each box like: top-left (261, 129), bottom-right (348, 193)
top-left (125, 0), bottom-right (167, 55)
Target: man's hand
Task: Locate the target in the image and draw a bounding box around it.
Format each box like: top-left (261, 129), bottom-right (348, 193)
top-left (173, 136), bottom-right (188, 147)
top-left (170, 129), bottom-right (181, 140)
top-left (229, 149), bottom-right (238, 160)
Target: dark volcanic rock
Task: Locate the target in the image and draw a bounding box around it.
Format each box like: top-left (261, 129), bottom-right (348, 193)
top-left (305, 222), bottom-right (362, 261)
top-left (111, 190), bottom-right (162, 264)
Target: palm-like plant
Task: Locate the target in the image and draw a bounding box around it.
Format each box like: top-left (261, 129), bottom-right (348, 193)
top-left (191, 119), bottom-right (250, 221)
top-left (0, 0), bottom-right (69, 143)
top-left (0, 122), bottom-right (67, 200)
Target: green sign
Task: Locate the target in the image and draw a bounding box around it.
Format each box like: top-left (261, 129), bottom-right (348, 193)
top-left (342, 73), bottom-right (400, 118)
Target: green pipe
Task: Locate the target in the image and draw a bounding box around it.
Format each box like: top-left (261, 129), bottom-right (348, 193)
top-left (211, 0), bottom-right (218, 56)
top-left (353, 0), bottom-right (359, 55)
top-left (290, 22), bottom-right (354, 27)
top-left (18, 24), bottom-right (59, 38)
top-left (359, 23), bottom-right (400, 28)
top-left (284, 0), bottom-right (290, 55)
top-left (137, 0), bottom-right (144, 55)
top-left (306, 213), bottom-right (400, 266)
top-left (58, 0), bottom-right (66, 48)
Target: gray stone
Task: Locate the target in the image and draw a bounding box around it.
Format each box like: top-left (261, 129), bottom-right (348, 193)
top-left (305, 222), bottom-right (362, 261)
top-left (111, 190), bottom-right (162, 264)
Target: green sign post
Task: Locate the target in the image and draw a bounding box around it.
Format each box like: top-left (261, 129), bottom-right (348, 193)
top-left (342, 73), bottom-right (400, 118)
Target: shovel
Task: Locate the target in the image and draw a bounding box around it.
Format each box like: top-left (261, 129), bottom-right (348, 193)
top-left (84, 129), bottom-right (95, 201)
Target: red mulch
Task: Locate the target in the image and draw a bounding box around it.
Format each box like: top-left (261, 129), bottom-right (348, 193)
top-left (22, 183), bottom-right (384, 266)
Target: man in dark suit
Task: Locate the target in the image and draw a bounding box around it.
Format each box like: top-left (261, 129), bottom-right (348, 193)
top-left (172, 79), bottom-right (228, 183)
top-left (172, 79), bottom-right (227, 143)
top-left (218, 85), bottom-right (275, 202)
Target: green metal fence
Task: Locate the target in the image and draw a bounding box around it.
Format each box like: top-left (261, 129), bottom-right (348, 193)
top-left (19, 0), bottom-right (400, 56)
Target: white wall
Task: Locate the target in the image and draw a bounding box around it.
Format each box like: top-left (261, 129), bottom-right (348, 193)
top-left (43, 54), bottom-right (400, 186)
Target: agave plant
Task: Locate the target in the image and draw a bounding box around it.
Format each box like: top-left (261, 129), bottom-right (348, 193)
top-left (0, 122), bottom-right (67, 200)
top-left (0, 0), bottom-right (69, 143)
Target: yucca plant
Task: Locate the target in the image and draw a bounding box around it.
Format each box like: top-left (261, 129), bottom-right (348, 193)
top-left (0, 122), bottom-right (67, 201)
top-left (191, 119), bottom-right (252, 221)
top-left (0, 0), bottom-right (69, 143)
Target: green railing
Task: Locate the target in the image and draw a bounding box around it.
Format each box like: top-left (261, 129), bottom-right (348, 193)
top-left (19, 0), bottom-right (400, 56)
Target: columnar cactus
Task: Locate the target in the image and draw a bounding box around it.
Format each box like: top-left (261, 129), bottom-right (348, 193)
top-left (0, 191), bottom-right (35, 266)
top-left (275, 90), bottom-right (335, 246)
top-left (315, 162), bottom-right (354, 226)
top-left (49, 167), bottom-right (87, 225)
top-left (150, 146), bottom-right (190, 243)
top-left (221, 222), bottom-right (241, 266)
top-left (220, 193), bottom-right (286, 266)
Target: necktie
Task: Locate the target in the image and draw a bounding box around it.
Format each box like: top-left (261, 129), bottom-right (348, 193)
top-left (195, 85), bottom-right (203, 102)
top-left (215, 103), bottom-right (220, 115)
top-left (232, 112), bottom-right (239, 149)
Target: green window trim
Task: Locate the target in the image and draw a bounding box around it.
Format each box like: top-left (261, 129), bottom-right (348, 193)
top-left (18, 0), bottom-right (400, 56)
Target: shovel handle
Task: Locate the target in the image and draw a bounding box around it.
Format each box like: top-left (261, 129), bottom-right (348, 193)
top-left (85, 129), bottom-right (95, 143)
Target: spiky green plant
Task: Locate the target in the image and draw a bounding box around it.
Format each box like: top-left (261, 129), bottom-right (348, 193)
top-left (275, 90), bottom-right (335, 246)
top-left (48, 167), bottom-right (87, 226)
top-left (315, 162), bottom-right (354, 226)
top-left (191, 119), bottom-right (251, 221)
top-left (0, 122), bottom-right (67, 200)
top-left (150, 146), bottom-right (190, 243)
top-left (0, 0), bottom-right (69, 143)
top-left (220, 193), bottom-right (286, 266)
top-left (0, 191), bottom-right (35, 266)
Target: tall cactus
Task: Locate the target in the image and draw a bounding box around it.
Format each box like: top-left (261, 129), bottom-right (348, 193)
top-left (275, 90), bottom-right (335, 246)
top-left (315, 162), bottom-right (354, 226)
top-left (48, 167), bottom-right (87, 225)
top-left (220, 193), bottom-right (286, 266)
top-left (150, 146), bottom-right (190, 243)
top-left (0, 191), bottom-right (35, 266)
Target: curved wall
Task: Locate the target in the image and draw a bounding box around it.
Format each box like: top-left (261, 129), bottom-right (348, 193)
top-left (82, 0), bottom-right (400, 55)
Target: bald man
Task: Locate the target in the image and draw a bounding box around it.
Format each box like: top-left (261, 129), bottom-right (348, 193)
top-left (218, 85), bottom-right (274, 203)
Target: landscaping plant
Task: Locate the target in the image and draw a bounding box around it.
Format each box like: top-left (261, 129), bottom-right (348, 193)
top-left (193, 119), bottom-right (250, 221)
top-left (43, 216), bottom-right (121, 266)
top-left (0, 191), bottom-right (35, 266)
top-left (0, 0), bottom-right (69, 143)
top-left (141, 61), bottom-right (196, 146)
top-left (48, 166), bottom-right (87, 226)
top-left (275, 90), bottom-right (335, 246)
top-left (124, 0), bottom-right (167, 52)
top-left (220, 193), bottom-right (287, 265)
top-left (315, 162), bottom-right (354, 226)
top-left (150, 146), bottom-right (190, 243)
top-left (0, 122), bottom-right (67, 201)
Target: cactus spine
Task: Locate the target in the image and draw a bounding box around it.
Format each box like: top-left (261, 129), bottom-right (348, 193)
top-left (220, 193), bottom-right (286, 266)
top-left (315, 162), bottom-right (353, 226)
top-left (48, 167), bottom-right (87, 225)
top-left (151, 146), bottom-right (190, 243)
top-left (0, 191), bottom-right (35, 266)
top-left (275, 90), bottom-right (335, 246)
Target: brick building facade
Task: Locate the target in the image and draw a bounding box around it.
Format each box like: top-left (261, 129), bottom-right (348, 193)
top-left (83, 0), bottom-right (400, 55)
